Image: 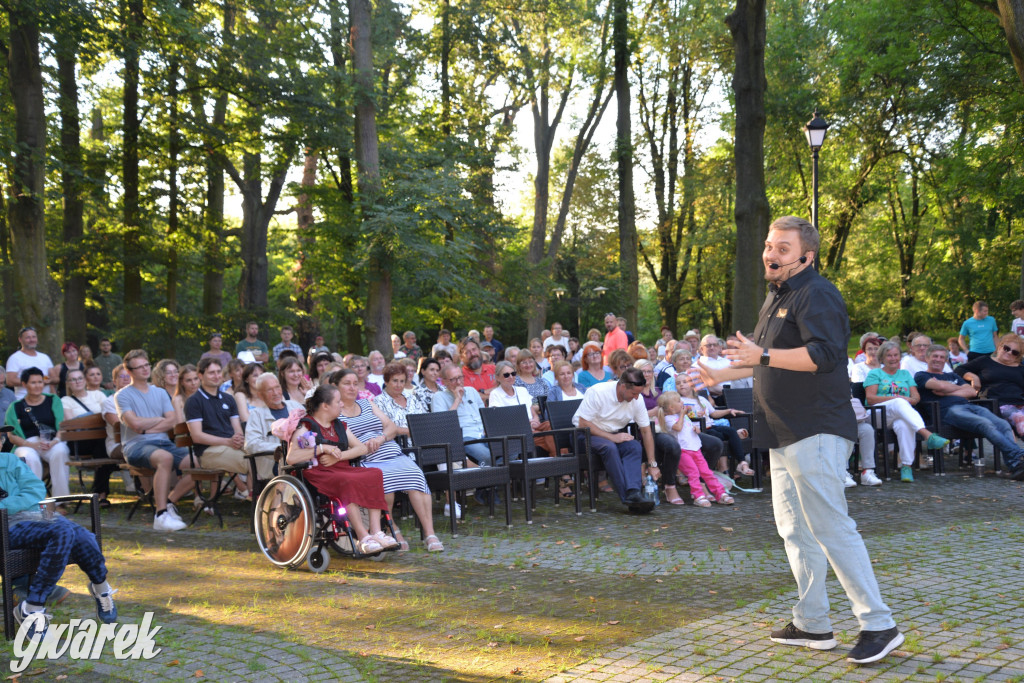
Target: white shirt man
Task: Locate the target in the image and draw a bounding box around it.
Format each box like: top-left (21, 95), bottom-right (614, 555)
top-left (5, 327), bottom-right (54, 399)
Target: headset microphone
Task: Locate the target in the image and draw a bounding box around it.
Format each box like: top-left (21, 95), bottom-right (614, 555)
top-left (768, 256), bottom-right (808, 270)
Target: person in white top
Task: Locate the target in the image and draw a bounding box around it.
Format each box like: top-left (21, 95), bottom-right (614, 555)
top-left (366, 350), bottom-right (386, 389)
top-left (900, 335), bottom-right (951, 375)
top-left (61, 368), bottom-right (106, 417)
top-left (488, 361), bottom-right (540, 424)
top-left (542, 322), bottom-right (570, 353)
top-left (5, 327), bottom-right (55, 399)
top-left (571, 367), bottom-right (659, 510)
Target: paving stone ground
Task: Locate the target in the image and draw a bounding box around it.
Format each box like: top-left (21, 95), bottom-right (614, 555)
top-left (2, 453), bottom-right (1023, 682)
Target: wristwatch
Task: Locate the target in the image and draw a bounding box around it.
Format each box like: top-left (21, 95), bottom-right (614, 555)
top-left (647, 461), bottom-right (657, 467)
top-left (760, 349), bottom-right (771, 367)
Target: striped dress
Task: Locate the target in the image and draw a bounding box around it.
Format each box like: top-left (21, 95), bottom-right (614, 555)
top-left (345, 399), bottom-right (429, 494)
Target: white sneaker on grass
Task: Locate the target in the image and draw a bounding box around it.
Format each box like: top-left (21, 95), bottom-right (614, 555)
top-left (154, 512), bottom-right (187, 532)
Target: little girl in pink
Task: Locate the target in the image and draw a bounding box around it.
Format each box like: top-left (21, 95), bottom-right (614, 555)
top-left (657, 391), bottom-right (734, 507)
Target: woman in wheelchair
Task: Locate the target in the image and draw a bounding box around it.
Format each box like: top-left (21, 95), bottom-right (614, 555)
top-left (286, 384), bottom-right (399, 555)
top-left (330, 369), bottom-right (443, 552)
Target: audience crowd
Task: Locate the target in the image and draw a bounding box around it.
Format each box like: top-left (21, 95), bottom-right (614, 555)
top-left (3, 297), bottom-right (1023, 537)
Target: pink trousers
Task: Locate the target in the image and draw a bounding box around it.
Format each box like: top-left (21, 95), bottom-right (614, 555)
top-left (678, 448), bottom-right (725, 501)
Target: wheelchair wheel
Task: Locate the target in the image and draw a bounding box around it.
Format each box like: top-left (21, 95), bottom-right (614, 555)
top-left (307, 546), bottom-right (330, 573)
top-left (254, 476), bottom-right (316, 569)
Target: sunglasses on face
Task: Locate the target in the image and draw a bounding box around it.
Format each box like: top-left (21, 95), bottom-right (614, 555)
top-left (501, 372), bottom-right (516, 378)
top-left (1003, 345), bottom-right (1022, 358)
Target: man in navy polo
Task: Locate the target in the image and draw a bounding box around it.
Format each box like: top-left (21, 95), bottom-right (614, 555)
top-left (185, 358), bottom-right (251, 499)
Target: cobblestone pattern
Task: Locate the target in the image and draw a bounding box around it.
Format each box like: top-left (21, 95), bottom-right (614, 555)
top-left (547, 519), bottom-right (1024, 682)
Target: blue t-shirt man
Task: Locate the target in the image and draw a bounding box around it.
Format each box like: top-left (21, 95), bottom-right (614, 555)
top-left (959, 305), bottom-right (998, 355)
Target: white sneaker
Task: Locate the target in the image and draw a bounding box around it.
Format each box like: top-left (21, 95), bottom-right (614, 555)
top-left (165, 502), bottom-right (183, 522)
top-left (860, 469), bottom-right (883, 486)
top-left (843, 472), bottom-right (857, 488)
top-left (153, 512), bottom-right (187, 532)
top-left (443, 502), bottom-right (462, 519)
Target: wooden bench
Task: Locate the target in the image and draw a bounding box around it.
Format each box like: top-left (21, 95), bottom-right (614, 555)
top-left (61, 413), bottom-right (123, 494)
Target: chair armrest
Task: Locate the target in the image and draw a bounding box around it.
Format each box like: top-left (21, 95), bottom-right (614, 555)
top-left (43, 494), bottom-right (101, 543)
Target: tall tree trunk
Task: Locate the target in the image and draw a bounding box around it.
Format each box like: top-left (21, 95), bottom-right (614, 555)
top-left (84, 108), bottom-right (111, 336)
top-left (122, 0), bottom-right (144, 345)
top-left (349, 0), bottom-right (390, 354)
top-left (5, 4), bottom-right (63, 353)
top-left (0, 185), bottom-right (19, 349)
top-left (166, 51), bottom-right (181, 337)
top-left (296, 151), bottom-right (318, 349)
top-left (614, 0), bottom-right (638, 331)
top-left (57, 29), bottom-right (86, 344)
top-left (199, 1), bottom-right (234, 318)
top-left (726, 0), bottom-right (770, 335)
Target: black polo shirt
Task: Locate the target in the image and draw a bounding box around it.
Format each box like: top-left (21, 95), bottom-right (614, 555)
top-left (184, 387), bottom-right (239, 456)
top-left (751, 266), bottom-right (857, 449)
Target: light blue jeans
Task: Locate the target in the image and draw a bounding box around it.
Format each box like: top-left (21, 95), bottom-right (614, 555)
top-left (771, 434), bottom-right (896, 633)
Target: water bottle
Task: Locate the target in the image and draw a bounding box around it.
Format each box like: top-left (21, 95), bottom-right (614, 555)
top-left (644, 474), bottom-right (660, 507)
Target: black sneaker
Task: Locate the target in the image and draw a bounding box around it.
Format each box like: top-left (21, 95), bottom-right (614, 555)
top-left (847, 626), bottom-right (904, 664)
top-left (769, 622), bottom-right (837, 650)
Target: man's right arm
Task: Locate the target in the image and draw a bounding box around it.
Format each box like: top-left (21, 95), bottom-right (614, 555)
top-left (577, 416), bottom-right (630, 443)
top-left (117, 393), bottom-right (169, 433)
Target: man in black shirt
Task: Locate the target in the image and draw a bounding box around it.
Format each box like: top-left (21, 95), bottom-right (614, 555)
top-left (184, 358), bottom-right (250, 499)
top-left (699, 216), bottom-right (902, 665)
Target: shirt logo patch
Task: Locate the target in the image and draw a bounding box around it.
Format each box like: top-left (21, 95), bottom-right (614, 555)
top-left (776, 308), bottom-right (788, 318)
top-left (222, 403), bottom-right (229, 410)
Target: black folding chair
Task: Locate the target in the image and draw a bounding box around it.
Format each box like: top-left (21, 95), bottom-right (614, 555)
top-left (406, 411), bottom-right (512, 537)
top-left (545, 399), bottom-right (599, 512)
top-left (480, 405), bottom-right (581, 523)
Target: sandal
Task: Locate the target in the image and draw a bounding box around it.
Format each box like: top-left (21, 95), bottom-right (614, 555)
top-left (424, 534), bottom-right (445, 552)
top-left (735, 462), bottom-right (755, 477)
top-left (693, 495), bottom-right (712, 508)
top-left (98, 498), bottom-right (112, 509)
top-left (558, 476), bottom-right (576, 499)
top-left (598, 480), bottom-right (615, 494)
top-left (357, 536), bottom-right (383, 555)
top-left (664, 485), bottom-right (684, 505)
top-left (372, 531), bottom-right (400, 549)
top-left (716, 493), bottom-right (735, 505)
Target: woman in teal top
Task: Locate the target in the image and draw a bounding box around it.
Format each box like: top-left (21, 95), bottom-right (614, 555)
top-left (863, 340), bottom-right (948, 482)
top-left (575, 342), bottom-right (613, 388)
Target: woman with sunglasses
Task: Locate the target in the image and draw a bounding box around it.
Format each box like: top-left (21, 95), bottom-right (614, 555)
top-left (490, 359), bottom-right (560, 488)
top-left (954, 333), bottom-right (1024, 437)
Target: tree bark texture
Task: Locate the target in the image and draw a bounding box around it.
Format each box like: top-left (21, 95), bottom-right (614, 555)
top-left (726, 0), bottom-right (770, 335)
top-left (349, 0), bottom-right (390, 355)
top-left (57, 29), bottom-right (87, 344)
top-left (614, 0), bottom-right (638, 332)
top-left (296, 151), bottom-right (319, 349)
top-left (995, 0), bottom-right (1024, 87)
top-left (5, 4), bottom-right (64, 353)
top-left (122, 0), bottom-right (143, 344)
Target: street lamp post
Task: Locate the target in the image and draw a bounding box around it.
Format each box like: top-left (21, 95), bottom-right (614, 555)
top-left (803, 109), bottom-right (830, 237)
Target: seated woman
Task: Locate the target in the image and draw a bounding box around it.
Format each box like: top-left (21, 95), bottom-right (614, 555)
top-left (85, 365), bottom-right (106, 395)
top-left (308, 352), bottom-right (334, 389)
top-left (514, 349), bottom-right (552, 400)
top-left (850, 335), bottom-right (882, 383)
top-left (659, 348), bottom-right (694, 391)
top-left (220, 359), bottom-right (246, 395)
top-left (331, 368), bottom-right (443, 552)
top-left (372, 363), bottom-right (428, 441)
top-left (49, 342), bottom-right (84, 398)
top-left (61, 367), bottom-right (117, 506)
top-left (278, 357), bottom-right (312, 405)
top-left (547, 360), bottom-right (585, 402)
top-left (576, 342), bottom-right (613, 388)
top-left (151, 359), bottom-right (180, 398)
top-left (173, 364), bottom-right (200, 424)
top-left (491, 359), bottom-right (558, 457)
top-left (234, 363), bottom-right (265, 425)
top-left (865, 340), bottom-right (949, 482)
top-left (955, 333), bottom-right (1024, 437)
top-left (286, 384), bottom-right (398, 555)
top-left (607, 349), bottom-right (635, 380)
top-left (346, 356), bottom-right (381, 399)
top-left (540, 345), bottom-right (567, 386)
top-left (5, 368), bottom-right (71, 497)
